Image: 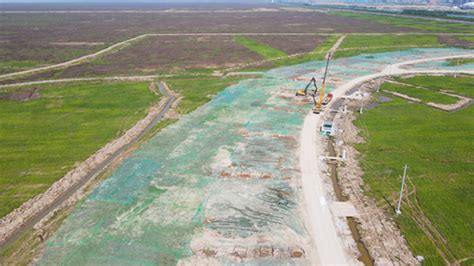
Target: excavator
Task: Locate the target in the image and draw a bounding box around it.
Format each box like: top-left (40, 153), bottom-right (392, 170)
top-left (313, 53), bottom-right (332, 114)
top-left (295, 77), bottom-right (318, 97)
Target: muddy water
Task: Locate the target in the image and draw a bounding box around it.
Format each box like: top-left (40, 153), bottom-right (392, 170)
top-left (327, 140), bottom-right (374, 266)
top-left (38, 48), bottom-right (473, 265)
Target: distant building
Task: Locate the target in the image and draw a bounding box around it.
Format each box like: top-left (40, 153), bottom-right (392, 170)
top-left (309, 0), bottom-right (473, 5)
top-left (460, 1), bottom-right (474, 8)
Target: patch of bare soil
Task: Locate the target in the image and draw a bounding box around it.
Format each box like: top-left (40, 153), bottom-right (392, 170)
top-left (0, 87), bottom-right (41, 101)
top-left (438, 35), bottom-right (473, 48)
top-left (0, 6), bottom-right (416, 67)
top-left (45, 35), bottom-right (263, 78)
top-left (336, 101), bottom-right (419, 265)
top-left (383, 90), bottom-right (422, 102)
top-left (49, 42), bottom-right (105, 46)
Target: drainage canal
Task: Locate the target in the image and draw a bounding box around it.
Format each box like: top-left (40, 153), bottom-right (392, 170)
top-left (327, 139), bottom-right (373, 266)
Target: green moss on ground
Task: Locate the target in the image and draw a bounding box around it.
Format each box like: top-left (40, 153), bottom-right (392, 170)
top-left (0, 81), bottom-right (157, 218)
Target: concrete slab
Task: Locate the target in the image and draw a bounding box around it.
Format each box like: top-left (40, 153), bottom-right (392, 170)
top-left (330, 202), bottom-right (359, 218)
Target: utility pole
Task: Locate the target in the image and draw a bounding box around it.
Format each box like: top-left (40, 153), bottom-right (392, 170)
top-left (396, 164), bottom-right (408, 215)
top-left (454, 59), bottom-right (459, 79)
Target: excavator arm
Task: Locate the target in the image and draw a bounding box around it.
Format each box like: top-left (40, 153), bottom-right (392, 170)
top-left (296, 77), bottom-right (318, 96)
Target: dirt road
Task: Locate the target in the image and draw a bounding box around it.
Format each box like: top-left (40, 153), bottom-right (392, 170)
top-left (1, 32), bottom-right (473, 82)
top-left (299, 53), bottom-right (474, 265)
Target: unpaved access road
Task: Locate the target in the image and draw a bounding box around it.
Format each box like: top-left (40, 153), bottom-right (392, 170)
top-left (1, 32), bottom-right (473, 82)
top-left (299, 53), bottom-right (474, 265)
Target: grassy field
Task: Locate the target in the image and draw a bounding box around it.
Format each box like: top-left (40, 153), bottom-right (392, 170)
top-left (382, 82), bottom-right (458, 104)
top-left (0, 81), bottom-right (157, 218)
top-left (0, 60), bottom-right (46, 75)
top-left (458, 35), bottom-right (474, 43)
top-left (332, 11), bottom-right (474, 33)
top-left (235, 35), bottom-right (340, 72)
top-left (165, 77), bottom-right (245, 115)
top-left (354, 76), bottom-right (474, 265)
top-left (447, 58), bottom-right (474, 67)
top-left (335, 34), bottom-right (443, 58)
top-left (233, 36), bottom-right (288, 60)
top-left (395, 75), bottom-right (474, 98)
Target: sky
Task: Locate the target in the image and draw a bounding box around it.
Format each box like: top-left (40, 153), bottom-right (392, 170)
top-left (0, 0), bottom-right (269, 2)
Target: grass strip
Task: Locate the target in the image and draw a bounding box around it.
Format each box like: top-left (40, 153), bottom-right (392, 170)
top-left (396, 75), bottom-right (474, 98)
top-left (165, 76), bottom-right (246, 115)
top-left (331, 11), bottom-right (474, 33)
top-left (447, 58), bottom-right (474, 67)
top-left (233, 36), bottom-right (287, 60)
top-left (335, 34), bottom-right (443, 59)
top-left (382, 82), bottom-right (458, 104)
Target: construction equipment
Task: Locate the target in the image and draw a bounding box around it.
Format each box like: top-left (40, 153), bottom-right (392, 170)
top-left (295, 77), bottom-right (318, 97)
top-left (320, 120), bottom-right (334, 136)
top-left (322, 93), bottom-right (333, 105)
top-left (313, 53), bottom-right (332, 114)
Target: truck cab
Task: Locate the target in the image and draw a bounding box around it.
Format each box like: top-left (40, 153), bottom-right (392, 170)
top-left (320, 121), bottom-right (333, 136)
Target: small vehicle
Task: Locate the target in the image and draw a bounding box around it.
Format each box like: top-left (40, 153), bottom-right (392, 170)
top-left (320, 121), bottom-right (333, 136)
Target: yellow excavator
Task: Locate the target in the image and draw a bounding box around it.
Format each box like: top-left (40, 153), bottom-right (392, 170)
top-left (295, 77), bottom-right (318, 97)
top-left (313, 53), bottom-right (332, 114)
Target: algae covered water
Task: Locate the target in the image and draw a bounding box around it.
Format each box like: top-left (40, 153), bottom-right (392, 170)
top-left (39, 48), bottom-right (473, 265)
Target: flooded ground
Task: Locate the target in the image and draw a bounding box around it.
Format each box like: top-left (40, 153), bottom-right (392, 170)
top-left (38, 48), bottom-right (473, 265)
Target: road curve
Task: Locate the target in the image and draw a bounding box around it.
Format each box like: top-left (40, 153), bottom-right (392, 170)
top-left (299, 54), bottom-right (474, 265)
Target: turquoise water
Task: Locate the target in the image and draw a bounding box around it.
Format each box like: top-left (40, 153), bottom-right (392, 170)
top-left (38, 48), bottom-right (472, 265)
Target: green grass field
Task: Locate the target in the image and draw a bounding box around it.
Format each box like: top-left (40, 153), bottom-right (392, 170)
top-left (165, 77), bottom-right (245, 115)
top-left (395, 75), bottom-right (474, 98)
top-left (354, 76), bottom-right (474, 264)
top-left (335, 34), bottom-right (443, 58)
top-left (235, 35), bottom-right (340, 72)
top-left (458, 35), bottom-right (474, 43)
top-left (0, 81), bottom-right (157, 218)
top-left (233, 36), bottom-right (288, 60)
top-left (447, 58), bottom-right (474, 67)
top-left (382, 82), bottom-right (458, 104)
top-left (0, 60), bottom-right (46, 75)
top-left (332, 11), bottom-right (474, 33)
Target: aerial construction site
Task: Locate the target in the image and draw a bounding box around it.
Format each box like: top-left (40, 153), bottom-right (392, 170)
top-left (0, 2), bottom-right (473, 265)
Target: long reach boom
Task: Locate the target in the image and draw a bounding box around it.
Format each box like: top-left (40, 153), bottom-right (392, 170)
top-left (313, 53), bottom-right (331, 114)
